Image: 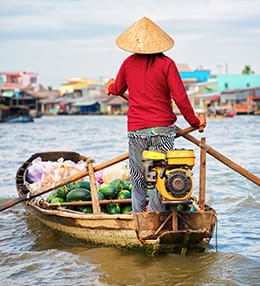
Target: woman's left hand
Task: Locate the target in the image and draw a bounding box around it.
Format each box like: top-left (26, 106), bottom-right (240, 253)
top-left (198, 114), bottom-right (206, 132)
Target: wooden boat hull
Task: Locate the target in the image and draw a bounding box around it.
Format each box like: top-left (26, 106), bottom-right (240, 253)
top-left (6, 115), bottom-right (33, 123)
top-left (1, 105), bottom-right (33, 123)
top-left (205, 114), bottom-right (234, 119)
top-left (16, 151), bottom-right (217, 255)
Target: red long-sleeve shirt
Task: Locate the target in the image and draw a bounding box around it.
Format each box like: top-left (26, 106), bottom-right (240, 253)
top-left (108, 54), bottom-right (200, 131)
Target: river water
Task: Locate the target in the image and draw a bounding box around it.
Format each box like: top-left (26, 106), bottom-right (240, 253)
top-left (0, 115), bottom-right (259, 286)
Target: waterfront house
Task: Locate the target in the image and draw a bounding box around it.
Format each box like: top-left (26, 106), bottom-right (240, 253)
top-left (185, 73), bottom-right (260, 113)
top-left (37, 91), bottom-right (63, 114)
top-left (0, 71), bottom-right (40, 95)
top-left (220, 86), bottom-right (260, 114)
top-left (100, 95), bottom-right (129, 115)
top-left (185, 79), bottom-right (219, 112)
top-left (71, 95), bottom-right (102, 114)
top-left (212, 74), bottom-right (260, 92)
top-left (60, 78), bottom-right (104, 96)
top-left (177, 64), bottom-right (211, 83)
top-left (0, 70), bottom-right (47, 115)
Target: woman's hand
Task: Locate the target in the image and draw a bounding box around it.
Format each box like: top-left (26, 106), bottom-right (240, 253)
top-left (105, 78), bottom-right (115, 95)
top-left (198, 114), bottom-right (206, 132)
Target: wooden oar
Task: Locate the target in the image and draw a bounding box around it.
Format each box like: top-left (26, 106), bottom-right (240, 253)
top-left (175, 126), bottom-right (260, 186)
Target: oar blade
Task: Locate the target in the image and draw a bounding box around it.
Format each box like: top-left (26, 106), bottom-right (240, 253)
top-left (0, 194), bottom-right (27, 212)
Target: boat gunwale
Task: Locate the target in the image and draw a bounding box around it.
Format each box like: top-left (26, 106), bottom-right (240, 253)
top-left (26, 200), bottom-right (136, 220)
top-left (26, 200), bottom-right (216, 220)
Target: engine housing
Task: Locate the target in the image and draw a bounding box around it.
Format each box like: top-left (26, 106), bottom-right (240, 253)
top-left (143, 149), bottom-right (195, 201)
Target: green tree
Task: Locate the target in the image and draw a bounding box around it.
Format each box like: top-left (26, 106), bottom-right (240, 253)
top-left (242, 65), bottom-right (254, 74)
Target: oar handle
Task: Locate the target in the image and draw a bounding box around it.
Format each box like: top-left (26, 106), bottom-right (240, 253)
top-left (175, 126), bottom-right (199, 138)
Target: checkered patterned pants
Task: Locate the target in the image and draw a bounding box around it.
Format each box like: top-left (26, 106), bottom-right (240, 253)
top-left (128, 127), bottom-right (176, 213)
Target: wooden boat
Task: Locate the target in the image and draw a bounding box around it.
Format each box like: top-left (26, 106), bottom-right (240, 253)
top-left (196, 112), bottom-right (235, 119)
top-left (0, 105), bottom-right (33, 123)
top-left (16, 151), bottom-right (217, 255)
top-left (197, 107), bottom-right (236, 119)
top-left (29, 110), bottom-right (43, 118)
top-left (205, 113), bottom-right (235, 119)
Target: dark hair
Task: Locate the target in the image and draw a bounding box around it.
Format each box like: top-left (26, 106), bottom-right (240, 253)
top-left (146, 53), bottom-right (166, 69)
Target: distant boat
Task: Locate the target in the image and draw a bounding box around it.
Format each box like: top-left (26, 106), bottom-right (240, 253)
top-left (0, 106), bottom-right (33, 123)
top-left (204, 112), bottom-right (236, 119)
top-left (197, 106), bottom-right (236, 119)
top-left (6, 115), bottom-right (33, 123)
top-left (29, 110), bottom-right (43, 118)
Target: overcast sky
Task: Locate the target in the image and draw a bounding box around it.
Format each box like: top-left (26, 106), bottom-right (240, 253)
top-left (1, 0), bottom-right (259, 89)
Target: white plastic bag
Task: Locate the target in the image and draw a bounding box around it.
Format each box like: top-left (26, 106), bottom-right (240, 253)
top-left (102, 162), bottom-right (130, 184)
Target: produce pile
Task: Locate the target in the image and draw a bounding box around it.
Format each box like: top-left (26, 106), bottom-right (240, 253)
top-left (27, 157), bottom-right (86, 193)
top-left (26, 157), bottom-right (197, 214)
top-left (26, 157), bottom-right (141, 214)
top-left (46, 178), bottom-right (134, 214)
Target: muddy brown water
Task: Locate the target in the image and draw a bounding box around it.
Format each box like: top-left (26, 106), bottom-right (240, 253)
top-left (0, 115), bottom-right (259, 285)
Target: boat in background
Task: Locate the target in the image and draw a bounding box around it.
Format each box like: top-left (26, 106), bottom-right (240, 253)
top-left (0, 105), bottom-right (33, 123)
top-left (29, 109), bottom-right (43, 118)
top-left (204, 112), bottom-right (235, 119)
top-left (197, 106), bottom-right (236, 119)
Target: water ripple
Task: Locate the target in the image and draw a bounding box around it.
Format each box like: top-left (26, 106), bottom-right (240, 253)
top-left (0, 115), bottom-right (259, 285)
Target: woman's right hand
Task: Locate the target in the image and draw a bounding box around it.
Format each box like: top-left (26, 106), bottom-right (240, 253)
top-left (105, 78), bottom-right (115, 95)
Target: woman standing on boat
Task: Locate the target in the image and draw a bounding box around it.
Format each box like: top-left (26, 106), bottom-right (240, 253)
top-left (106, 17), bottom-right (205, 213)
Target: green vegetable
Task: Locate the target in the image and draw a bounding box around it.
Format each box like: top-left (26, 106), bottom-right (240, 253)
top-left (66, 188), bottom-right (91, 202)
top-left (78, 206), bottom-right (93, 213)
top-left (66, 183), bottom-right (75, 191)
top-left (72, 181), bottom-right (90, 190)
top-left (117, 190), bottom-right (131, 200)
top-left (97, 191), bottom-right (105, 200)
top-left (109, 179), bottom-right (127, 191)
top-left (55, 186), bottom-right (70, 198)
top-left (106, 203), bottom-right (121, 214)
top-left (46, 192), bottom-right (59, 203)
top-left (50, 197), bottom-right (65, 204)
top-left (124, 181), bottom-right (132, 191)
top-left (121, 205), bottom-right (132, 214)
top-left (99, 184), bottom-right (118, 199)
top-left (46, 183), bottom-right (74, 202)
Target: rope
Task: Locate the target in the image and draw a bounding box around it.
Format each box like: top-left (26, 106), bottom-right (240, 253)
top-left (215, 215), bottom-right (218, 252)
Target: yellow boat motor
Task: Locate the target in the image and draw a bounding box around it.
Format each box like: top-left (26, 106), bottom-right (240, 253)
top-left (142, 149), bottom-right (195, 201)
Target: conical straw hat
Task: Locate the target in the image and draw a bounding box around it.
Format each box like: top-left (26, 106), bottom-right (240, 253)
top-left (116, 17), bottom-right (174, 54)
